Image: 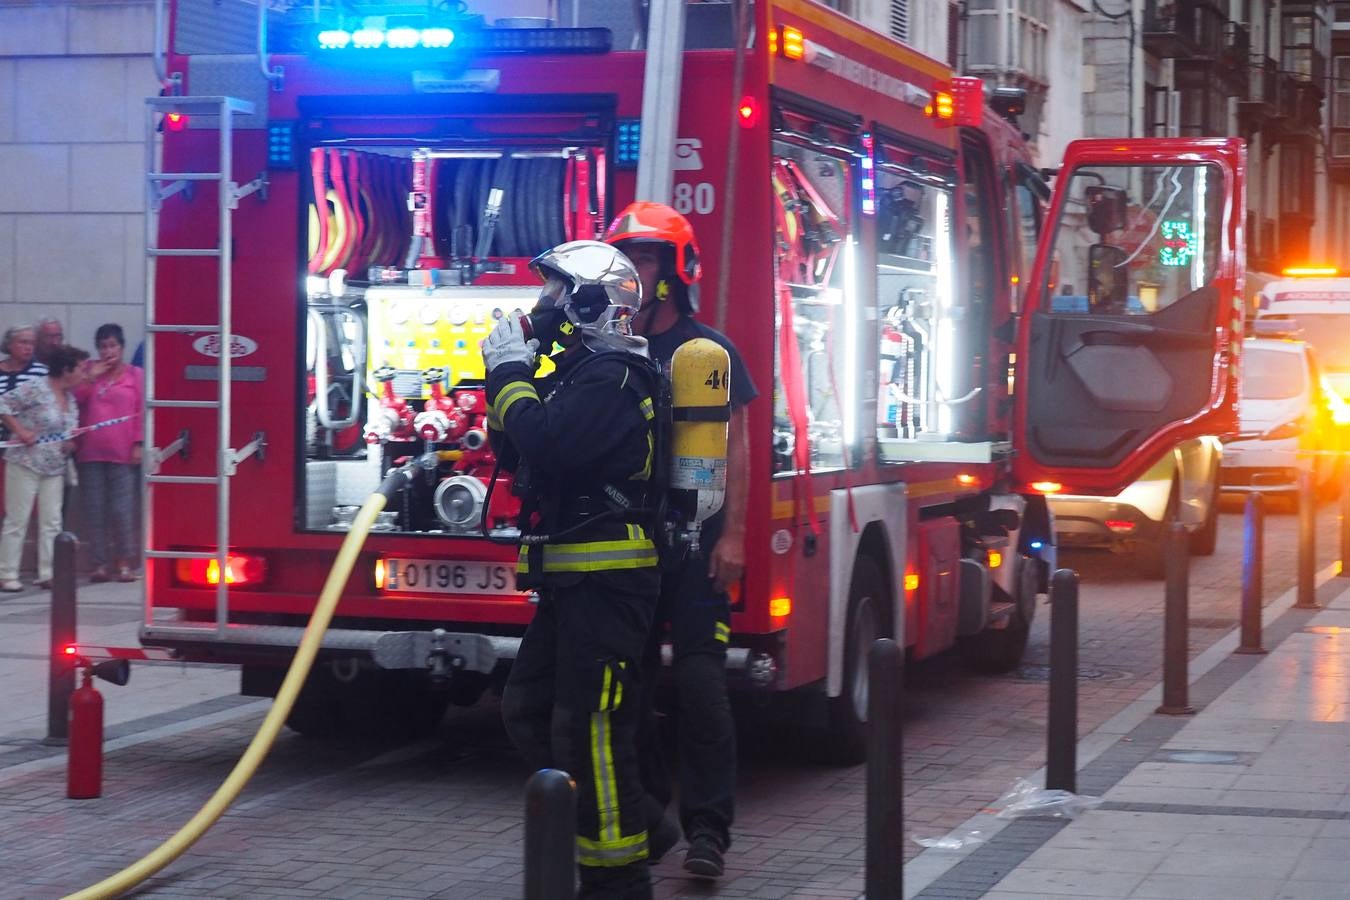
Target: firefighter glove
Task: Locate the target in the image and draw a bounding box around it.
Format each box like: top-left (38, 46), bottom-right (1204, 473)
top-left (482, 311), bottom-right (539, 373)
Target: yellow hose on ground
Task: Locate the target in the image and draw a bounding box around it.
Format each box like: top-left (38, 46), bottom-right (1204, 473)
top-left (65, 490), bottom-right (392, 900)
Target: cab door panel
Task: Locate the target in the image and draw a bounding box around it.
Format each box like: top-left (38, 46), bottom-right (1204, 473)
top-left (1026, 283), bottom-right (1217, 466)
top-left (1014, 138), bottom-right (1245, 496)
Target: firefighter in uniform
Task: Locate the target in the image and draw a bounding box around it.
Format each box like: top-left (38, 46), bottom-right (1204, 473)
top-left (483, 240), bottom-right (661, 899)
top-left (606, 202), bottom-right (758, 879)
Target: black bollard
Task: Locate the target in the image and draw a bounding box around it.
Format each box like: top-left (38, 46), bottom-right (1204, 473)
top-left (1296, 468), bottom-right (1319, 609)
top-left (866, 638), bottom-right (904, 900)
top-left (45, 533), bottom-right (79, 746)
top-left (1157, 521), bottom-right (1195, 715)
top-left (1046, 568), bottom-right (1079, 792)
top-left (523, 768), bottom-right (576, 900)
top-left (1237, 494), bottom-right (1267, 655)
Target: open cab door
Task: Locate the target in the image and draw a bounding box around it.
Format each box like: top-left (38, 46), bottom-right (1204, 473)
top-left (1013, 139), bottom-right (1246, 496)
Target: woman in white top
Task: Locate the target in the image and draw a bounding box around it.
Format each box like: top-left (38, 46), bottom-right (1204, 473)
top-left (0, 345), bottom-right (94, 591)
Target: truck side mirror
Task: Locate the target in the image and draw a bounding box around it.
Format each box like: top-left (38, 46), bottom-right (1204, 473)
top-left (1087, 244), bottom-right (1130, 314)
top-left (1085, 185), bottom-right (1128, 236)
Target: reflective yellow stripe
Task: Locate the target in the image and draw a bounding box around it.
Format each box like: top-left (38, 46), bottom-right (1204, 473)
top-left (590, 706), bottom-right (621, 844)
top-left (639, 397), bottom-right (654, 421)
top-left (577, 832), bottom-right (649, 867)
top-left (714, 621), bottom-right (730, 643)
top-left (614, 660), bottom-right (625, 710)
top-left (633, 431), bottom-right (653, 481)
top-left (518, 540), bottom-right (659, 573)
top-left (493, 380), bottom-right (539, 422)
top-left (486, 406), bottom-right (502, 430)
top-left (600, 664), bottom-right (613, 712)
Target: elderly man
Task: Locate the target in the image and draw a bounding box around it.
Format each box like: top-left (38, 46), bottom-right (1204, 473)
top-left (35, 318), bottom-right (63, 367)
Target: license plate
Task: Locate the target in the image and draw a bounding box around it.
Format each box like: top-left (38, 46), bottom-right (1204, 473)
top-left (382, 558), bottom-right (517, 596)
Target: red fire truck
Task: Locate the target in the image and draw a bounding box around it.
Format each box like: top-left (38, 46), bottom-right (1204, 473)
top-left (139, 0), bottom-right (1244, 761)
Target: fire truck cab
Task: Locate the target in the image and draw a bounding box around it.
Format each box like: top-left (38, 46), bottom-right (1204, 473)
top-left (140, 0), bottom-right (1244, 759)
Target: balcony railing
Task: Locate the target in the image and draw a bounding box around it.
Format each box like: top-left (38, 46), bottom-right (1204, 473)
top-left (1142, 0), bottom-right (1227, 59)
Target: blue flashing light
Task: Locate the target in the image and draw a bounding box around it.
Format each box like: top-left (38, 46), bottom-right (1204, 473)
top-left (267, 122), bottom-right (296, 168)
top-left (386, 27), bottom-right (420, 49)
top-left (352, 28), bottom-right (385, 49)
top-left (1030, 540), bottom-right (1044, 550)
top-left (317, 26), bottom-right (457, 52)
top-left (421, 27), bottom-right (456, 48)
top-left (318, 29), bottom-right (350, 50)
top-left (616, 118), bottom-right (641, 169)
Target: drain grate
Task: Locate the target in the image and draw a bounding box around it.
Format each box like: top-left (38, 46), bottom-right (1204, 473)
top-left (1007, 663), bottom-right (1133, 683)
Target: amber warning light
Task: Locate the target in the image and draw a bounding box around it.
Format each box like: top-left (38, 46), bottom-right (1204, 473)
top-left (175, 554), bottom-right (267, 588)
top-left (1282, 265), bottom-right (1340, 277)
top-left (164, 112), bottom-right (189, 132)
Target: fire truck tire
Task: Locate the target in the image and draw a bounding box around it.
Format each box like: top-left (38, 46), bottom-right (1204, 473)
top-left (1138, 483), bottom-right (1181, 580)
top-left (960, 555), bottom-right (1037, 674)
top-left (824, 555), bottom-right (888, 766)
top-left (285, 667), bottom-right (448, 739)
top-left (1189, 473), bottom-right (1220, 557)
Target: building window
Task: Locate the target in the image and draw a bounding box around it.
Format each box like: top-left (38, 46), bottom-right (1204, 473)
top-left (1282, 10), bottom-right (1326, 84)
top-left (1334, 56), bottom-right (1350, 158)
top-left (960, 0), bottom-right (1046, 83)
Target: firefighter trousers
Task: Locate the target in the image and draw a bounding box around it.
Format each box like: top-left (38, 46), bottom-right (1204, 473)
top-left (502, 569), bottom-right (659, 900)
top-left (637, 540), bottom-right (736, 850)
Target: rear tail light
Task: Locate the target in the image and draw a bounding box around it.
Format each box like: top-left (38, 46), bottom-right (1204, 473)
top-left (174, 554), bottom-right (267, 588)
top-left (1104, 519), bottom-right (1136, 534)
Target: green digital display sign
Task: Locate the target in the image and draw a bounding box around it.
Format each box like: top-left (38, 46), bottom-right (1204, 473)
top-left (1159, 220), bottom-right (1195, 267)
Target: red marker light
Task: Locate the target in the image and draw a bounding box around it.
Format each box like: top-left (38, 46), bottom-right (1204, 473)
top-left (63, 644), bottom-right (78, 656)
top-left (164, 112), bottom-right (189, 132)
top-left (736, 96), bottom-right (759, 128)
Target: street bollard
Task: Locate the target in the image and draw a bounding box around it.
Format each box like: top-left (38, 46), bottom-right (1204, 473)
top-left (1296, 469), bottom-right (1319, 609)
top-left (45, 532), bottom-right (79, 746)
top-left (1237, 493), bottom-right (1267, 655)
top-left (1340, 466), bottom-right (1350, 578)
top-left (1157, 521), bottom-right (1195, 715)
top-left (523, 768), bottom-right (575, 900)
top-left (1046, 568), bottom-right (1079, 793)
top-left (866, 638), bottom-right (904, 900)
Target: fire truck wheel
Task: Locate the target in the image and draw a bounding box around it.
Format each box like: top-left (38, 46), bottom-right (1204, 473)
top-left (824, 555), bottom-right (888, 766)
top-left (960, 555), bottom-right (1037, 674)
top-left (285, 667), bottom-right (448, 739)
top-left (1138, 483), bottom-right (1181, 580)
top-left (1189, 473), bottom-right (1220, 557)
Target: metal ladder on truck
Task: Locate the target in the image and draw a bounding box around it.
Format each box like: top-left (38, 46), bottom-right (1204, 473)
top-left (139, 95), bottom-right (268, 644)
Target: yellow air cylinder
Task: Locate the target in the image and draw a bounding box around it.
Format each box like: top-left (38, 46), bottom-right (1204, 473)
top-left (670, 338), bottom-right (731, 528)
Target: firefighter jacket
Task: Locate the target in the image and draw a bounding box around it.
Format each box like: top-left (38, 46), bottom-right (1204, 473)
top-left (485, 348), bottom-right (659, 587)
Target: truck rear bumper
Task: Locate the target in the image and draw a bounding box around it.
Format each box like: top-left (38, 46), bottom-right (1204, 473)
top-left (141, 623), bottom-right (767, 681)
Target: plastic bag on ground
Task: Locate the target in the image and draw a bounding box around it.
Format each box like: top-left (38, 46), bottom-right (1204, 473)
top-left (912, 829), bottom-right (989, 850)
top-left (989, 777), bottom-right (1103, 820)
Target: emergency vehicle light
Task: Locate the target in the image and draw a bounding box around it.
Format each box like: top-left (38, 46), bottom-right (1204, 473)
top-left (1282, 265), bottom-right (1340, 277)
top-left (616, 119), bottom-right (641, 169)
top-left (313, 25), bottom-right (609, 54)
top-left (175, 554), bottom-right (267, 588)
top-left (164, 112), bottom-right (189, 132)
top-left (770, 596), bottom-right (792, 619)
top-left (904, 572), bottom-right (920, 592)
top-left (1031, 481), bottom-right (1063, 494)
top-left (781, 26), bottom-right (805, 60)
top-left (737, 96), bottom-right (760, 128)
top-left (987, 550), bottom-right (1002, 569)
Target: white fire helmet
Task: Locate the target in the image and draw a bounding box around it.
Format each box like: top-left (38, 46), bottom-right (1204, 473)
top-left (529, 240), bottom-right (649, 356)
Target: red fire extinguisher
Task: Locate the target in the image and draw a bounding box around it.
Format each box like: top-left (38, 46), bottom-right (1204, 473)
top-left (68, 666), bottom-right (103, 799)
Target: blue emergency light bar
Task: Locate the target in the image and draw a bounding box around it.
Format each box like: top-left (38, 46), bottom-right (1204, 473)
top-left (311, 25), bottom-right (610, 55)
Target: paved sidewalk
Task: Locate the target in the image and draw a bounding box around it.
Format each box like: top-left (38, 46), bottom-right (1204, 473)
top-left (0, 578), bottom-right (247, 757)
top-left (912, 573), bottom-right (1350, 900)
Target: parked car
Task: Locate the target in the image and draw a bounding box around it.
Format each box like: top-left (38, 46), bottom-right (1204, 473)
top-left (1221, 332), bottom-right (1342, 497)
top-left (1049, 436), bottom-right (1223, 579)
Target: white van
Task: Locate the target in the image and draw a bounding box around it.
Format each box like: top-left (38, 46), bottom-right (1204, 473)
top-left (1256, 271), bottom-right (1350, 400)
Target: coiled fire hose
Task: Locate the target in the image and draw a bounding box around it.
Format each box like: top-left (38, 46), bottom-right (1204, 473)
top-left (65, 465), bottom-right (416, 900)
